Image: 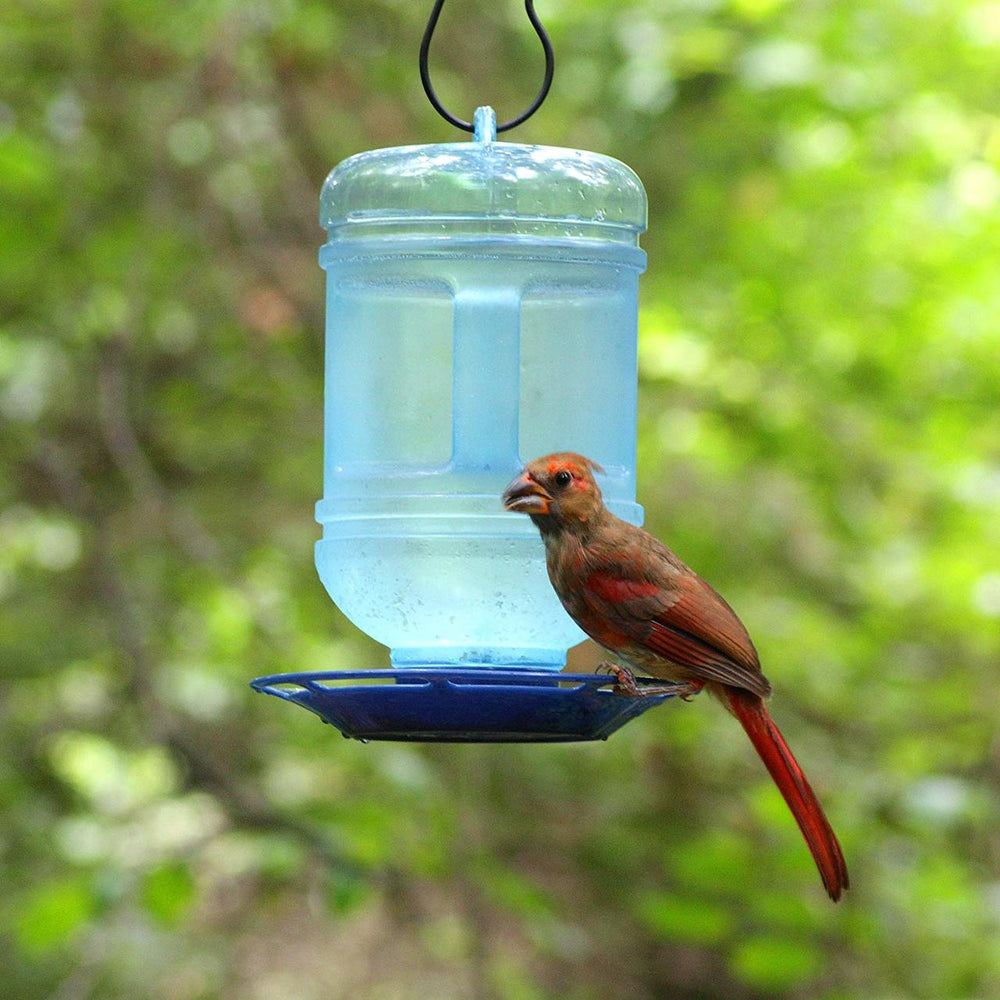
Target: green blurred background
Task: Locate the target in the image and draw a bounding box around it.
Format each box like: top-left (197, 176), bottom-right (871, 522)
top-left (3, 0), bottom-right (999, 997)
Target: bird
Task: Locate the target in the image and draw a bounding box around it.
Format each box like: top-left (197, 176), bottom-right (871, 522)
top-left (501, 452), bottom-right (849, 901)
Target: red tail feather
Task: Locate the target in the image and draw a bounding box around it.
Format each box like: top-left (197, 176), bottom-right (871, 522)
top-left (725, 688), bottom-right (849, 901)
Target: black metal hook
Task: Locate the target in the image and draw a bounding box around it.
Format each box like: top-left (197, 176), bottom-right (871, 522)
top-left (419, 0), bottom-right (554, 133)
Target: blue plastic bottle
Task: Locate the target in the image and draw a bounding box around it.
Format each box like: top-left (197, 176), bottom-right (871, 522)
top-left (316, 108), bottom-right (647, 672)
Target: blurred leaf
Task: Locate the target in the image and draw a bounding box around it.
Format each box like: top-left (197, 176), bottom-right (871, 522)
top-left (635, 891), bottom-right (735, 944)
top-left (140, 861), bottom-right (196, 927)
top-left (13, 877), bottom-right (96, 956)
top-left (325, 868), bottom-right (370, 916)
top-left (728, 934), bottom-right (824, 990)
top-left (480, 863), bottom-right (557, 918)
top-left (671, 832), bottom-right (756, 892)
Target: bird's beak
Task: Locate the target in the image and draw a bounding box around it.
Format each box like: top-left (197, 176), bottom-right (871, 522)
top-left (502, 472), bottom-right (552, 515)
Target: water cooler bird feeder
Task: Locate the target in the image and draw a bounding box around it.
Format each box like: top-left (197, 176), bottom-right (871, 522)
top-left (252, 1), bottom-right (681, 741)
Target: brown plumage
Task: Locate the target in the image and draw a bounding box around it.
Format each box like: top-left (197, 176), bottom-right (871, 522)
top-left (502, 452), bottom-right (849, 901)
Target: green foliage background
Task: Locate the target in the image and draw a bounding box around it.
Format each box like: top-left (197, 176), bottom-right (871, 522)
top-left (2, 0), bottom-right (999, 997)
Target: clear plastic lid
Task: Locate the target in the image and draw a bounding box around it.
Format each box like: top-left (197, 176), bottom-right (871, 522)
top-left (320, 107), bottom-right (647, 243)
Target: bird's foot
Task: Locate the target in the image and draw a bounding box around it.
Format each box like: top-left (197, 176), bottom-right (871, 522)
top-left (597, 661), bottom-right (642, 696)
top-left (597, 662), bottom-right (685, 698)
top-left (672, 680), bottom-right (705, 702)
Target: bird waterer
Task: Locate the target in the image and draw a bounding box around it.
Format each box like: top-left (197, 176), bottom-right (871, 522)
top-left (252, 5), bottom-right (681, 741)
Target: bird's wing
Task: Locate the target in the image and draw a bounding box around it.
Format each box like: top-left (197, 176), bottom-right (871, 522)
top-left (581, 540), bottom-right (771, 698)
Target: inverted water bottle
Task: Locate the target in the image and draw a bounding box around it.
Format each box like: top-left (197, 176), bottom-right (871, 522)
top-left (315, 107), bottom-right (647, 673)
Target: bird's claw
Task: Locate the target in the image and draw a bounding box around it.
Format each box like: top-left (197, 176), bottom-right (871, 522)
top-left (597, 662), bottom-right (702, 700)
top-left (597, 661), bottom-right (642, 697)
top-left (673, 680), bottom-right (705, 702)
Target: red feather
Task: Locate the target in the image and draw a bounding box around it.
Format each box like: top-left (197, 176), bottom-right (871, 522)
top-left (586, 574), bottom-right (662, 603)
top-left (584, 570), bottom-right (771, 698)
top-left (725, 688), bottom-right (849, 901)
top-left (655, 574), bottom-right (760, 675)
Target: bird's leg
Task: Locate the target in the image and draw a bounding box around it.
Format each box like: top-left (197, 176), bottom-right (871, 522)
top-left (597, 662), bottom-right (688, 698)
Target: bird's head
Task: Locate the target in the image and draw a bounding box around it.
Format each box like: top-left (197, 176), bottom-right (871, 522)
top-left (502, 453), bottom-right (606, 531)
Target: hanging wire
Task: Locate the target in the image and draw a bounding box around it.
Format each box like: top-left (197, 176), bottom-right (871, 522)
top-left (419, 0), bottom-right (554, 133)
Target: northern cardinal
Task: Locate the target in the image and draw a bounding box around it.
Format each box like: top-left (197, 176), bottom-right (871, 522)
top-left (502, 452), bottom-right (849, 901)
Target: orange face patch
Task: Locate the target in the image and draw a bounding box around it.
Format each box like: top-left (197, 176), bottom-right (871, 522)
top-left (529, 452), bottom-right (603, 488)
top-left (546, 460), bottom-right (584, 482)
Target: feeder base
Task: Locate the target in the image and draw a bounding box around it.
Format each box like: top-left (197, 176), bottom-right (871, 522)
top-left (250, 668), bottom-right (680, 743)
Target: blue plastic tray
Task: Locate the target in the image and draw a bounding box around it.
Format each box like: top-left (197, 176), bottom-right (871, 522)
top-left (250, 668), bottom-right (679, 743)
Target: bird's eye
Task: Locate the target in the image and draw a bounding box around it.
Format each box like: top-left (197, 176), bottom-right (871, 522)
top-left (554, 470), bottom-right (573, 488)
